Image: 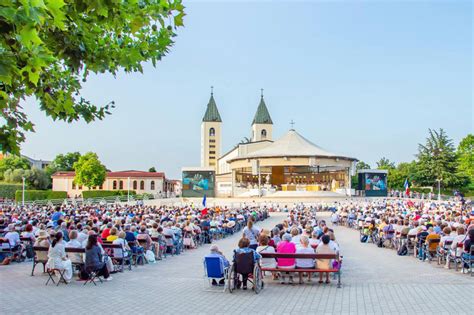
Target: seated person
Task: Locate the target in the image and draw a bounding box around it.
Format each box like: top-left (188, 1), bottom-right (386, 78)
top-left (112, 231), bottom-right (131, 259)
top-left (315, 235), bottom-right (335, 284)
top-left (136, 225), bottom-right (152, 251)
top-left (106, 227), bottom-right (118, 242)
top-left (296, 235), bottom-right (315, 284)
top-left (233, 237), bottom-right (261, 290)
top-left (276, 233), bottom-right (296, 284)
top-left (204, 244), bottom-right (230, 286)
top-left (85, 234), bottom-right (112, 281)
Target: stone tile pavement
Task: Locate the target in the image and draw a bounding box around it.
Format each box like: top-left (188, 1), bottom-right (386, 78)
top-left (0, 213), bottom-right (472, 314)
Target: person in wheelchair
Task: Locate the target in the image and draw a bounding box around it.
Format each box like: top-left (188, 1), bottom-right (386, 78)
top-left (232, 237), bottom-right (261, 290)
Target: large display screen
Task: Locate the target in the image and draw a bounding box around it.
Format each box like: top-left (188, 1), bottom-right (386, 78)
top-left (182, 170), bottom-right (215, 197)
top-left (358, 172), bottom-right (388, 197)
top-left (365, 173), bottom-right (387, 191)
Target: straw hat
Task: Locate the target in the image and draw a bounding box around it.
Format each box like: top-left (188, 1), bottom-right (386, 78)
top-left (37, 230), bottom-right (49, 239)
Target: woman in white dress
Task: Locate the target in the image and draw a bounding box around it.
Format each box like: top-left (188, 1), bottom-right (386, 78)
top-left (48, 232), bottom-right (73, 283)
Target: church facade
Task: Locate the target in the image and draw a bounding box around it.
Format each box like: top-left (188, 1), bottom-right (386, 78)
top-left (194, 90), bottom-right (357, 198)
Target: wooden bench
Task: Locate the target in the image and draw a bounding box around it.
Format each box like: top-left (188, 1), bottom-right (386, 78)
top-left (102, 243), bottom-right (132, 271)
top-left (260, 252), bottom-right (342, 288)
top-left (65, 247), bottom-right (86, 271)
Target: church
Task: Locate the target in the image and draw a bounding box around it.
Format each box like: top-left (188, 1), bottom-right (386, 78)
top-left (183, 89), bottom-right (357, 198)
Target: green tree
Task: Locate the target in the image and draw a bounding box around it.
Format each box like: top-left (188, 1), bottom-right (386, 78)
top-left (376, 157), bottom-right (395, 170)
top-left (0, 155), bottom-right (30, 180)
top-left (148, 167), bottom-right (157, 172)
top-left (351, 161), bottom-right (371, 188)
top-left (356, 161), bottom-right (371, 171)
top-left (0, 0), bottom-right (185, 154)
top-left (457, 134), bottom-right (474, 183)
top-left (387, 161), bottom-right (417, 189)
top-left (4, 167), bottom-right (50, 189)
top-left (46, 152), bottom-right (81, 176)
top-left (414, 129), bottom-right (460, 188)
top-left (73, 152), bottom-right (106, 189)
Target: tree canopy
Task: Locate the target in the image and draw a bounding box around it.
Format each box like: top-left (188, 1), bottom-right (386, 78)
top-left (73, 152), bottom-right (106, 189)
top-left (4, 167), bottom-right (50, 189)
top-left (0, 154), bottom-right (30, 179)
top-left (457, 134), bottom-right (474, 183)
top-left (46, 151), bottom-right (81, 176)
top-left (376, 157), bottom-right (395, 170)
top-left (148, 166), bottom-right (156, 172)
top-left (414, 128), bottom-right (460, 187)
top-left (0, 0), bottom-right (185, 153)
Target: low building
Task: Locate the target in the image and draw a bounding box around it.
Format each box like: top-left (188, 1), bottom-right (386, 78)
top-left (22, 155), bottom-right (51, 170)
top-left (52, 170), bottom-right (176, 198)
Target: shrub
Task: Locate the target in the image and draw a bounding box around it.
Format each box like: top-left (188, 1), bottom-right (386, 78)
top-left (0, 183), bottom-right (23, 199)
top-left (15, 190), bottom-right (67, 202)
top-left (82, 190), bottom-right (136, 199)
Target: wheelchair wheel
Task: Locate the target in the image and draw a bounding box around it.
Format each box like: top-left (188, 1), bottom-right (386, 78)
top-left (228, 263), bottom-right (235, 293)
top-left (253, 264), bottom-right (263, 294)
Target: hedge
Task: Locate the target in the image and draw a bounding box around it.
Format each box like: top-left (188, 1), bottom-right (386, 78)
top-left (82, 190), bottom-right (136, 199)
top-left (0, 183), bottom-right (23, 199)
top-left (15, 190), bottom-right (67, 202)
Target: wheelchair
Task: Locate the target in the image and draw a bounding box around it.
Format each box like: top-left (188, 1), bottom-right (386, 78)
top-left (228, 251), bottom-right (264, 294)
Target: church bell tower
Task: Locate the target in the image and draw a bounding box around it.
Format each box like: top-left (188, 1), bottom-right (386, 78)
top-left (251, 89), bottom-right (273, 142)
top-left (201, 87), bottom-right (222, 169)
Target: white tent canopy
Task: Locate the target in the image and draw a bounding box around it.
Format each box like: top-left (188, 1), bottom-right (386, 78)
top-left (236, 129), bottom-right (356, 160)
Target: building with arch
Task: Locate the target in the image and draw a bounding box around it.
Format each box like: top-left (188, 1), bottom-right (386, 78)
top-left (183, 89), bottom-right (358, 198)
top-left (52, 170), bottom-right (178, 197)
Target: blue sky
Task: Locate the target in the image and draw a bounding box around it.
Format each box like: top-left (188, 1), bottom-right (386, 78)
top-left (22, 0), bottom-right (472, 179)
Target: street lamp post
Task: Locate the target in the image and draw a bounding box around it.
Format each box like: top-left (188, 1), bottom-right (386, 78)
top-left (127, 177), bottom-right (130, 203)
top-left (22, 176), bottom-right (25, 206)
top-left (436, 178), bottom-right (442, 201)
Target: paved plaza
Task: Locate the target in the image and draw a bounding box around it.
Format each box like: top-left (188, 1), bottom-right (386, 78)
top-left (1, 212), bottom-right (472, 314)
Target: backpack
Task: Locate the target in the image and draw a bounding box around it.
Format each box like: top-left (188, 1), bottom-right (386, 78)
top-left (360, 235), bottom-right (368, 243)
top-left (397, 244), bottom-right (408, 256)
top-left (25, 244), bottom-right (35, 259)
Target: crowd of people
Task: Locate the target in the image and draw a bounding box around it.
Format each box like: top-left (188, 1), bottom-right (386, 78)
top-left (0, 203), bottom-right (269, 283)
top-left (206, 204), bottom-right (342, 288)
top-left (332, 198), bottom-right (473, 273)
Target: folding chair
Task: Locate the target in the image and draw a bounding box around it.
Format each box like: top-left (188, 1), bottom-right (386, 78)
top-left (46, 268), bottom-right (68, 286)
top-left (83, 269), bottom-right (104, 286)
top-left (204, 256), bottom-right (229, 292)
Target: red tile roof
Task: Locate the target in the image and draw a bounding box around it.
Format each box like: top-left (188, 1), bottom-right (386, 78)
top-left (52, 170), bottom-right (165, 178)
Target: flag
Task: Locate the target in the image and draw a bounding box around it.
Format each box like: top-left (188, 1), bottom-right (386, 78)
top-left (202, 194), bottom-right (207, 207)
top-left (404, 178), bottom-right (410, 196)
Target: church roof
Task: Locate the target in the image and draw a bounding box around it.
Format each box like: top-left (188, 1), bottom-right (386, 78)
top-left (252, 97), bottom-right (273, 125)
top-left (202, 94), bottom-right (222, 122)
top-left (230, 129), bottom-right (356, 161)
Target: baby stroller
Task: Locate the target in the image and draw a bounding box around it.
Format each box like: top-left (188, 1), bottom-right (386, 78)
top-left (228, 251), bottom-right (264, 294)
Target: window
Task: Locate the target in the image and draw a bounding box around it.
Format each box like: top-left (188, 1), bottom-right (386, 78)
top-left (261, 129), bottom-right (267, 139)
top-left (209, 127), bottom-right (215, 136)
top-left (133, 180), bottom-right (137, 190)
top-left (113, 181), bottom-right (117, 190)
top-left (209, 151), bottom-right (216, 154)
top-left (140, 180), bottom-right (145, 190)
top-left (209, 139), bottom-right (216, 143)
top-left (209, 156), bottom-right (215, 160)
top-left (119, 180), bottom-right (124, 190)
top-left (209, 145), bottom-right (215, 148)
top-left (72, 182), bottom-right (76, 189)
top-left (151, 181), bottom-right (155, 190)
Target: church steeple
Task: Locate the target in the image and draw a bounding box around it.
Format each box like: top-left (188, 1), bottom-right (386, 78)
top-left (251, 89), bottom-right (273, 142)
top-left (201, 87), bottom-right (222, 169)
top-left (252, 90), bottom-right (273, 125)
top-left (202, 87), bottom-right (222, 122)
